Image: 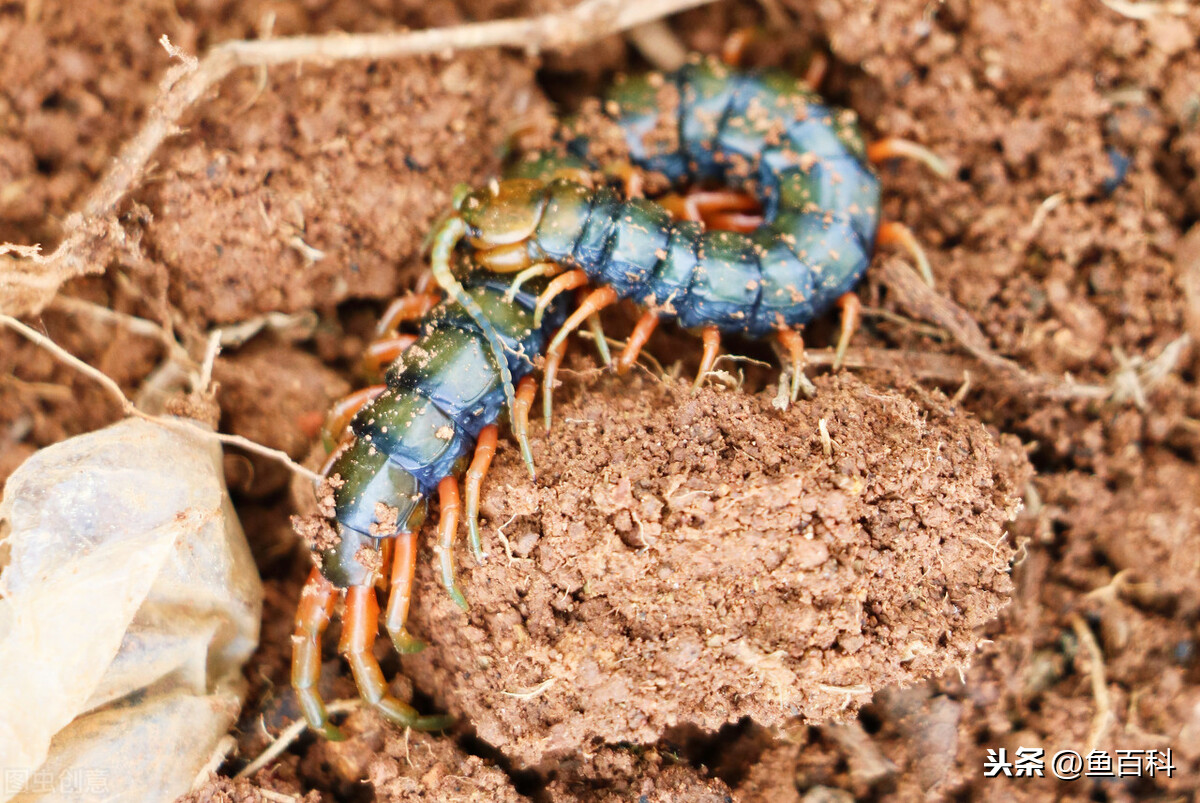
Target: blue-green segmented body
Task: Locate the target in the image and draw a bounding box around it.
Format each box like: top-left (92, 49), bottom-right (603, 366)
top-left (472, 56), bottom-right (882, 338)
top-left (318, 278), bottom-right (567, 587)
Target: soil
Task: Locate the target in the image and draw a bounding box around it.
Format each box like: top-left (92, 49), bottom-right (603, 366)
top-left (396, 373), bottom-right (1025, 767)
top-left (2, 0), bottom-right (1199, 801)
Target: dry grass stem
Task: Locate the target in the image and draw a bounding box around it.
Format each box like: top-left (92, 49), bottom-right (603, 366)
top-left (1068, 613), bottom-right (1115, 755)
top-left (236, 700), bottom-right (362, 779)
top-left (0, 313), bottom-right (323, 483)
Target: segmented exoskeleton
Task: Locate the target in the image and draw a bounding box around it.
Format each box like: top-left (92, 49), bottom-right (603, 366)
top-left (292, 275), bottom-right (567, 738)
top-left (430, 55), bottom-right (942, 429)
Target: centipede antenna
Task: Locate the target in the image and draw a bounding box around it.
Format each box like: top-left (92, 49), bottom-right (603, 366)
top-left (877, 221), bottom-right (935, 288)
top-left (867, 137), bottom-right (952, 179)
top-left (431, 217), bottom-right (522, 467)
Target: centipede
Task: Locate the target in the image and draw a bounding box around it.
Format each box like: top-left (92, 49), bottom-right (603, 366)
top-left (291, 50), bottom-right (943, 739)
top-left (291, 274), bottom-right (567, 738)
top-left (430, 54), bottom-right (946, 430)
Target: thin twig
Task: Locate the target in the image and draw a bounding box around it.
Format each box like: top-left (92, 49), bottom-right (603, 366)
top-left (0, 0), bottom-right (716, 318)
top-left (1069, 613), bottom-right (1114, 755)
top-left (502, 677), bottom-right (558, 699)
top-left (236, 700), bottom-right (363, 779)
top-left (627, 19), bottom-right (689, 70)
top-left (1096, 0), bottom-right (1188, 19)
top-left (0, 313), bottom-right (323, 483)
top-left (259, 791), bottom-right (301, 803)
top-left (876, 259), bottom-right (1189, 403)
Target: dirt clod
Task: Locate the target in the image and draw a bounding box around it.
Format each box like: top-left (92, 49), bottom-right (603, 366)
top-left (403, 373), bottom-right (1026, 766)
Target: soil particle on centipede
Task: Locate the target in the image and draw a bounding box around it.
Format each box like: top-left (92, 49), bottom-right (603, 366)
top-left (399, 372), bottom-right (1028, 766)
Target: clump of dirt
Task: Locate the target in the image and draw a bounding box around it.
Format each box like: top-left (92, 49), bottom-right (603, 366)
top-left (128, 50), bottom-right (554, 325)
top-left (543, 745), bottom-right (734, 802)
top-left (0, 11), bottom-right (553, 484)
top-left (394, 372), bottom-right (1027, 766)
top-left (213, 341), bottom-right (350, 498)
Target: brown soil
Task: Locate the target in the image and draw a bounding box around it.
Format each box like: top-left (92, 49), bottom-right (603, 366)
top-left (398, 373), bottom-right (1025, 767)
top-left (4, 0), bottom-right (1199, 801)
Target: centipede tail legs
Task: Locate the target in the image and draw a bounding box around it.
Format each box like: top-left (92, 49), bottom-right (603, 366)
top-left (340, 585), bottom-right (453, 730)
top-left (296, 239), bottom-right (572, 738)
top-left (464, 424), bottom-right (499, 562)
top-left (292, 568), bottom-right (343, 740)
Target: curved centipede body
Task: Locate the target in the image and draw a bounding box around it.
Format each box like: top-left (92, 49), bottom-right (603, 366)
top-left (293, 51), bottom-right (940, 741)
top-left (292, 276), bottom-right (567, 739)
top-left (431, 55), bottom-right (940, 422)
top-left (523, 58), bottom-right (881, 333)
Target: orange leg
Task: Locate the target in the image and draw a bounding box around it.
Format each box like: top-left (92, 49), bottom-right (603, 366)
top-left (720, 27), bottom-right (756, 67)
top-left (464, 424), bottom-right (499, 562)
top-left (660, 189), bottom-right (760, 224)
top-left (435, 476), bottom-right (467, 611)
top-left (362, 334), bottom-right (418, 378)
top-left (660, 189), bottom-right (764, 233)
top-left (340, 584), bottom-right (453, 730)
top-left (534, 269), bottom-right (590, 327)
top-left (833, 292), bottom-right (862, 371)
top-left (618, 309), bottom-right (660, 375)
top-left (692, 325), bottom-right (722, 392)
top-left (292, 568), bottom-right (344, 740)
top-left (512, 376), bottom-right (537, 479)
top-left (546, 287), bottom-right (620, 375)
top-left (867, 137), bottom-right (951, 179)
top-left (321, 385), bottom-right (387, 451)
top-left (706, 211), bottom-right (764, 234)
top-left (776, 328), bottom-right (807, 402)
top-left (574, 287), bottom-right (612, 366)
top-left (383, 532), bottom-right (424, 654)
top-left (542, 337), bottom-right (568, 435)
top-left (376, 293), bottom-right (442, 337)
top-left (877, 221), bottom-right (935, 288)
